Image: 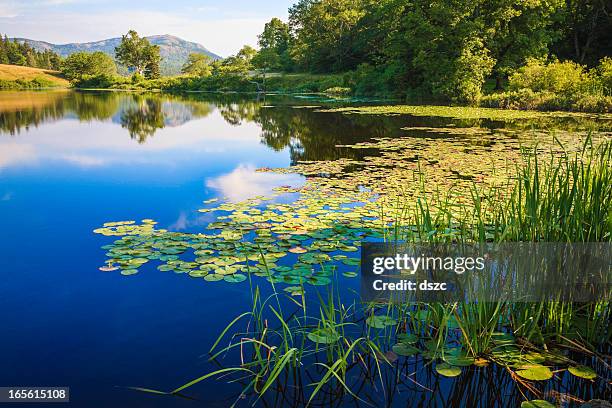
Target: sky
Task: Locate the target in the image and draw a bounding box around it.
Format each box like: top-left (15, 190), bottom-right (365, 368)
top-left (0, 0), bottom-right (295, 57)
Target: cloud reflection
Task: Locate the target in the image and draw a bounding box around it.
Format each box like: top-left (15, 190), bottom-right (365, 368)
top-left (206, 163), bottom-right (303, 202)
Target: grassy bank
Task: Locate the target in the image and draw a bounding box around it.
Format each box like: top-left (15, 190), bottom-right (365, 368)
top-left (0, 64), bottom-right (70, 89)
top-left (74, 72), bottom-right (352, 95)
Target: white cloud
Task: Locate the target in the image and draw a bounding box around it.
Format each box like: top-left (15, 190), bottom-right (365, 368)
top-left (1, 191), bottom-right (14, 201)
top-left (0, 142), bottom-right (37, 170)
top-left (60, 154), bottom-right (105, 166)
top-left (206, 164), bottom-right (303, 202)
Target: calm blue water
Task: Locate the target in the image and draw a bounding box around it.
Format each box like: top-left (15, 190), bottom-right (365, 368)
top-left (1, 91), bottom-right (607, 407)
top-left (0, 91), bottom-right (356, 407)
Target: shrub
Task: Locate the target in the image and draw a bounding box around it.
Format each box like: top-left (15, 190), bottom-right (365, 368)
top-left (596, 57), bottom-right (612, 95)
top-left (508, 59), bottom-right (590, 95)
top-left (323, 87), bottom-right (351, 95)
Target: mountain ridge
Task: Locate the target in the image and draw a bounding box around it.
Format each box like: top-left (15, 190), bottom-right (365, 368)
top-left (13, 34), bottom-right (222, 76)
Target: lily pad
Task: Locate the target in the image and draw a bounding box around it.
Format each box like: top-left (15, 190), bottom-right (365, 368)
top-left (567, 365), bottom-right (596, 380)
top-left (120, 269), bottom-right (138, 276)
top-left (392, 343), bottom-right (420, 356)
top-left (307, 328), bottom-right (341, 344)
top-left (396, 333), bottom-right (419, 344)
top-left (520, 401), bottom-right (555, 408)
top-left (224, 274), bottom-right (247, 283)
top-left (204, 274), bottom-right (223, 282)
top-left (443, 354), bottom-right (475, 367)
top-left (366, 315), bottom-right (397, 329)
top-left (515, 365), bottom-right (553, 381)
top-left (436, 363), bottom-right (462, 377)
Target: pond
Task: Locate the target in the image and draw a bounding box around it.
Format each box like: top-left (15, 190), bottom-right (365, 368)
top-left (0, 90), bottom-right (609, 407)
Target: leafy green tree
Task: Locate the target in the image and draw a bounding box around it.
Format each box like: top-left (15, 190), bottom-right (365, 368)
top-left (551, 0), bottom-right (612, 66)
top-left (181, 53), bottom-right (213, 76)
top-left (115, 30), bottom-right (161, 78)
top-left (61, 51), bottom-right (116, 81)
top-left (214, 45), bottom-right (257, 75)
top-left (289, 0), bottom-right (366, 71)
top-left (252, 48), bottom-right (281, 89)
top-left (144, 45), bottom-right (161, 79)
top-left (258, 18), bottom-right (293, 71)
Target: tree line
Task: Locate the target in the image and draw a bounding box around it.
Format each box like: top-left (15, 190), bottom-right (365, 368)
top-left (246, 0), bottom-right (611, 102)
top-left (0, 35), bottom-right (61, 70)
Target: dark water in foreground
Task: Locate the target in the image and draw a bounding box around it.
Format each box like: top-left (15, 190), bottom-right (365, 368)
top-left (0, 91), bottom-right (608, 407)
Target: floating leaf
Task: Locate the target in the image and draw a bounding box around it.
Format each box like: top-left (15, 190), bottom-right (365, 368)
top-left (392, 343), bottom-right (419, 356)
top-left (224, 274), bottom-right (247, 283)
top-left (436, 363), bottom-right (462, 377)
top-left (520, 400), bottom-right (555, 408)
top-left (204, 274), bottom-right (223, 282)
top-left (307, 328), bottom-right (340, 344)
top-left (120, 269), bottom-right (138, 276)
top-left (515, 365), bottom-right (553, 381)
top-left (567, 365), bottom-right (596, 380)
top-left (443, 354), bottom-right (475, 367)
top-left (396, 333), bottom-right (419, 344)
top-left (366, 315), bottom-right (397, 329)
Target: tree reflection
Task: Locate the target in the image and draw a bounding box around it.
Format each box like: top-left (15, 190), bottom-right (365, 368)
top-left (119, 96), bottom-right (164, 143)
top-left (0, 90), bottom-right (408, 158)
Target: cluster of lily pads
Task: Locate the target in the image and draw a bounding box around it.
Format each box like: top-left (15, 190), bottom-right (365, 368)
top-left (94, 126), bottom-right (607, 290)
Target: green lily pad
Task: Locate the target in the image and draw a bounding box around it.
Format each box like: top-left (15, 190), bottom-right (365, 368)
top-left (436, 363), bottom-right (462, 377)
top-left (366, 315), bottom-right (397, 329)
top-left (224, 274), bottom-right (247, 283)
top-left (567, 365), bottom-right (596, 380)
top-left (515, 365), bottom-right (553, 381)
top-left (120, 269), bottom-right (138, 276)
top-left (204, 274), bottom-right (223, 282)
top-left (342, 271), bottom-right (358, 278)
top-left (392, 343), bottom-right (420, 356)
top-left (307, 328), bottom-right (341, 344)
top-left (341, 258), bottom-right (360, 266)
top-left (443, 354), bottom-right (475, 367)
top-left (396, 333), bottom-right (419, 344)
top-left (520, 400), bottom-right (555, 408)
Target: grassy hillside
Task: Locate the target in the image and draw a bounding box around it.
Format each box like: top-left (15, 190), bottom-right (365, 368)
top-left (0, 64), bottom-right (70, 88)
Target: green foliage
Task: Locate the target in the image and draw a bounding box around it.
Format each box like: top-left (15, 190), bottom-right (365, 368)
top-left (257, 18), bottom-right (293, 71)
top-left (482, 58), bottom-right (612, 112)
top-left (509, 58), bottom-right (590, 95)
top-left (0, 77), bottom-right (57, 89)
top-left (181, 53), bottom-right (213, 77)
top-left (0, 34), bottom-right (61, 70)
top-left (61, 51), bottom-right (116, 81)
top-left (115, 30), bottom-right (161, 79)
top-left (596, 57), bottom-right (612, 94)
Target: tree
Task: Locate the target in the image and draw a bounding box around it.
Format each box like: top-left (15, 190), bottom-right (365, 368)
top-left (181, 53), bottom-right (213, 76)
top-left (61, 51), bottom-right (116, 81)
top-left (258, 18), bottom-right (293, 71)
top-left (115, 30), bottom-right (161, 79)
top-left (214, 45), bottom-right (257, 75)
top-left (288, 0), bottom-right (367, 72)
top-left (252, 48), bottom-right (282, 90)
top-left (144, 45), bottom-right (161, 79)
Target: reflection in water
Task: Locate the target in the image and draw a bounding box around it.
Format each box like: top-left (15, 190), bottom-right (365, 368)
top-left (0, 90), bottom-right (418, 164)
top-left (206, 163), bottom-right (303, 202)
top-left (119, 98), bottom-right (164, 143)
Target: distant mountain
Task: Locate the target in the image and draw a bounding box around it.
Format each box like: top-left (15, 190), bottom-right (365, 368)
top-left (14, 34), bottom-right (222, 76)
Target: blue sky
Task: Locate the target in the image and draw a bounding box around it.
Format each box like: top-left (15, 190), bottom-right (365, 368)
top-left (0, 0), bottom-right (295, 56)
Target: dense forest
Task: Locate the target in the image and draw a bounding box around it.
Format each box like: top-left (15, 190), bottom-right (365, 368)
top-left (251, 0), bottom-right (611, 103)
top-left (0, 35), bottom-right (61, 70)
